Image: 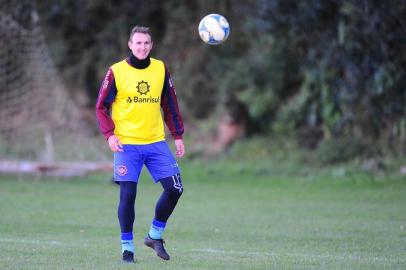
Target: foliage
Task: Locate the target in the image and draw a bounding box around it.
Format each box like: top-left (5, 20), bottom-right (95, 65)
top-left (315, 136), bottom-right (365, 164)
top-left (246, 0), bottom-right (406, 151)
top-left (28, 0), bottom-right (406, 160)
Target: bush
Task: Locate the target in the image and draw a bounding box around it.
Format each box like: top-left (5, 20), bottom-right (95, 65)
top-left (316, 137), bottom-right (364, 164)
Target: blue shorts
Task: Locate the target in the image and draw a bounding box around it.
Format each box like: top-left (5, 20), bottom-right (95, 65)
top-left (113, 141), bottom-right (180, 183)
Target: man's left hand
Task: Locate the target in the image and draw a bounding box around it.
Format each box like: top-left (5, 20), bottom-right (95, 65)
top-left (174, 139), bottom-right (185, 158)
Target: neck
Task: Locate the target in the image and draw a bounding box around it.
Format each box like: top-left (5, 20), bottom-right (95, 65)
top-left (128, 54), bottom-right (151, 69)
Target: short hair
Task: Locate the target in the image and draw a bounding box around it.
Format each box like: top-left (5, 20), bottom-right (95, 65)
top-left (129, 26), bottom-right (152, 42)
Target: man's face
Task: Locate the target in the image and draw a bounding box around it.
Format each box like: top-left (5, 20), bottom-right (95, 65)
top-left (128, 32), bottom-right (153, 60)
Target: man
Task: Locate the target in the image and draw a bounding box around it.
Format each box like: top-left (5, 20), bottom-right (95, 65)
top-left (96, 25), bottom-right (185, 263)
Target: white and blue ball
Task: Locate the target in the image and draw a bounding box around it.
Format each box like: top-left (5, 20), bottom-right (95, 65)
top-left (198, 14), bottom-right (230, 45)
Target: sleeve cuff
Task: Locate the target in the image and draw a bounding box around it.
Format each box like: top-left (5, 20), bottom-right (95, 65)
top-left (104, 131), bottom-right (114, 141)
top-left (173, 134), bottom-right (183, 140)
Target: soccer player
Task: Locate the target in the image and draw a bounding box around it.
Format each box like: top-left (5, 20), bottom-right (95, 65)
top-left (95, 25), bottom-right (185, 263)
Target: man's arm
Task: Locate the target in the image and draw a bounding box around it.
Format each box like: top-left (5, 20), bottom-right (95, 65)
top-left (96, 69), bottom-right (123, 152)
top-left (161, 66), bottom-right (185, 157)
top-left (95, 68), bottom-right (117, 141)
top-left (161, 65), bottom-right (185, 140)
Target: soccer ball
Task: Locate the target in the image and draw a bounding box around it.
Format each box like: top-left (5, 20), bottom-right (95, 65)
top-left (198, 14), bottom-right (230, 45)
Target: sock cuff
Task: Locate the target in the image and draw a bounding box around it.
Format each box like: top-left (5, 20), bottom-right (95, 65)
top-left (152, 219), bottom-right (166, 229)
top-left (121, 232), bottom-right (133, 240)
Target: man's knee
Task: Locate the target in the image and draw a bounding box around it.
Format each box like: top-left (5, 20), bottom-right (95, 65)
top-left (160, 174), bottom-right (183, 198)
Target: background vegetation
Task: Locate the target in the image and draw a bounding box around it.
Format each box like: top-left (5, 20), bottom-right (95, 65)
top-left (2, 0), bottom-right (405, 164)
top-left (32, 0), bottom-right (406, 161)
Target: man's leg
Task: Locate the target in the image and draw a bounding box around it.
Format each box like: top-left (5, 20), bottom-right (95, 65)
top-left (114, 144), bottom-right (144, 262)
top-left (150, 174), bottom-right (183, 238)
top-left (118, 181), bottom-right (137, 263)
top-left (144, 174), bottom-right (183, 260)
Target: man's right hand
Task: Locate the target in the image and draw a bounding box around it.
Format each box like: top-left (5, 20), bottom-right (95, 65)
top-left (108, 135), bottom-right (123, 152)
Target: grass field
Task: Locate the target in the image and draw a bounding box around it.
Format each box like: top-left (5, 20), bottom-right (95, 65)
top-left (1, 158), bottom-right (405, 269)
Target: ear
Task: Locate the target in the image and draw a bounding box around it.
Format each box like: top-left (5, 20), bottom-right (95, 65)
top-left (128, 40), bottom-right (132, 50)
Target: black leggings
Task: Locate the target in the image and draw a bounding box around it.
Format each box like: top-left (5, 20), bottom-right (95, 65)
top-left (117, 175), bottom-right (183, 233)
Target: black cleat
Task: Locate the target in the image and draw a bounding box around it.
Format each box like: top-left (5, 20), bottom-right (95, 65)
top-left (122, 250), bottom-right (135, 263)
top-left (144, 235), bottom-right (170, 260)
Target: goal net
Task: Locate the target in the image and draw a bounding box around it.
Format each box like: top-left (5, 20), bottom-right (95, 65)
top-left (0, 1), bottom-right (107, 162)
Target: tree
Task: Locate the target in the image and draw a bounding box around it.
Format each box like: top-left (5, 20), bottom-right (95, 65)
top-left (33, 0), bottom-right (406, 158)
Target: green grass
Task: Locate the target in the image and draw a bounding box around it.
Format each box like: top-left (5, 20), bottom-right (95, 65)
top-left (0, 159), bottom-right (405, 269)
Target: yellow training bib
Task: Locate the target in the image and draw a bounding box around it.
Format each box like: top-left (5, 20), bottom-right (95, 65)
top-left (111, 58), bottom-right (165, 144)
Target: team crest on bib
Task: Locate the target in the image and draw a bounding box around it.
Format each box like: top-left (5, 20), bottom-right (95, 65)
top-left (116, 165), bottom-right (128, 176)
top-left (136, 80), bottom-right (150, 95)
